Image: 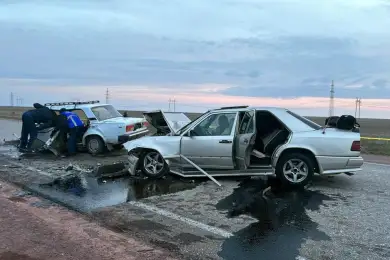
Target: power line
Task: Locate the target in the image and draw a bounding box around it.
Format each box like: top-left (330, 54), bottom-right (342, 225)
top-left (105, 88), bottom-right (110, 104)
top-left (329, 80), bottom-right (335, 117)
top-left (168, 98), bottom-right (177, 112)
top-left (15, 96), bottom-right (23, 106)
top-left (357, 98), bottom-right (361, 119)
top-left (10, 92), bottom-right (14, 106)
top-left (355, 97), bottom-right (362, 118)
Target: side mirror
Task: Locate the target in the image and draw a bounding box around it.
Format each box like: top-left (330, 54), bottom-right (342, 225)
top-left (187, 129), bottom-right (195, 137)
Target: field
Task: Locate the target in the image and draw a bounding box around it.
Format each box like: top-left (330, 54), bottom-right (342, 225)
top-left (1, 106), bottom-right (390, 155)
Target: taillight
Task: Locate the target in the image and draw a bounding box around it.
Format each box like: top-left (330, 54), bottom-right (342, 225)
top-left (351, 141), bottom-right (360, 151)
top-left (126, 125), bottom-right (134, 132)
top-left (143, 121), bottom-right (149, 127)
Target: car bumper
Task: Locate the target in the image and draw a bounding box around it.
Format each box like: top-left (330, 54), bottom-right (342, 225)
top-left (118, 129), bottom-right (149, 143)
top-left (127, 153), bottom-right (140, 176)
top-left (316, 155), bottom-right (364, 175)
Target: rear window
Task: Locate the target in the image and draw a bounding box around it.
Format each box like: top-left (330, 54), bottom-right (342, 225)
top-left (286, 110), bottom-right (322, 130)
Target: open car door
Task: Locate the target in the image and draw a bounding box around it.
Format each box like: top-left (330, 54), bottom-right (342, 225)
top-left (234, 110), bottom-right (256, 169)
top-left (143, 110), bottom-right (191, 135)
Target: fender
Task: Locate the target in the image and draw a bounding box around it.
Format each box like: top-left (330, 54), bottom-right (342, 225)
top-left (82, 127), bottom-right (107, 145)
top-left (272, 143), bottom-right (320, 171)
top-left (124, 136), bottom-right (181, 158)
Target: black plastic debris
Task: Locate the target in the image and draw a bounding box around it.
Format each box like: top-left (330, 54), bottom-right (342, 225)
top-left (93, 162), bottom-right (128, 178)
top-left (39, 173), bottom-right (88, 197)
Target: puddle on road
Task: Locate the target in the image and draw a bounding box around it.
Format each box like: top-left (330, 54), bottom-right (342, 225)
top-left (217, 177), bottom-right (335, 260)
top-left (35, 174), bottom-right (202, 212)
top-left (0, 145), bottom-right (20, 159)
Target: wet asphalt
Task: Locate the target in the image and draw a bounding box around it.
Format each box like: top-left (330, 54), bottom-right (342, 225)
top-left (1, 150), bottom-right (390, 259)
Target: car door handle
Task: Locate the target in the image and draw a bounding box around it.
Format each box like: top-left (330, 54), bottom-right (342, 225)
top-left (243, 139), bottom-right (248, 144)
top-left (219, 140), bottom-right (232, 144)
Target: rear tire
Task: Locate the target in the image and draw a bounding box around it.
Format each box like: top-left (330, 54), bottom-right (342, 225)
top-left (86, 136), bottom-right (105, 155)
top-left (276, 152), bottom-right (314, 188)
top-left (140, 150), bottom-right (169, 179)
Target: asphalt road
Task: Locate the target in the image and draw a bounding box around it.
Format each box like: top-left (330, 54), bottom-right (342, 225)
top-left (0, 148), bottom-right (390, 260)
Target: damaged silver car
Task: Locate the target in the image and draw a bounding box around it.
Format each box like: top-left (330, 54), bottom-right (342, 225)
top-left (124, 106), bottom-right (363, 187)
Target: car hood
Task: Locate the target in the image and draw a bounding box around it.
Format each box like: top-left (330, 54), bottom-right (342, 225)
top-left (101, 117), bottom-right (145, 125)
top-left (123, 135), bottom-right (181, 157)
top-left (143, 110), bottom-right (191, 134)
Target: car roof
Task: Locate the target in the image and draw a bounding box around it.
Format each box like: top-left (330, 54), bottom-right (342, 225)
top-left (45, 103), bottom-right (110, 110)
top-left (44, 102), bottom-right (113, 119)
top-left (209, 106), bottom-right (321, 132)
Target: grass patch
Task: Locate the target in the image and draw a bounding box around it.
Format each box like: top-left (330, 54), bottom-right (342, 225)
top-left (361, 139), bottom-right (390, 156)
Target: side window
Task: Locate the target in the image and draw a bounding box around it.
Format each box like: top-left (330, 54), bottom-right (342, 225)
top-left (72, 109), bottom-right (88, 126)
top-left (238, 111), bottom-right (254, 134)
top-left (192, 113), bottom-right (237, 136)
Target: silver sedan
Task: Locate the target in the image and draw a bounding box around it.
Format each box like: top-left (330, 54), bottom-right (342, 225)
top-left (124, 106), bottom-right (363, 187)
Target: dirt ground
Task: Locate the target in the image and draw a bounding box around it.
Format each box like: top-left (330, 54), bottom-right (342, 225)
top-left (0, 179), bottom-right (177, 260)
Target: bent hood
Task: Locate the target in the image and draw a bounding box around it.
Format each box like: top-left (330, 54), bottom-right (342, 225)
top-left (143, 110), bottom-right (191, 134)
top-left (123, 135), bottom-right (182, 157)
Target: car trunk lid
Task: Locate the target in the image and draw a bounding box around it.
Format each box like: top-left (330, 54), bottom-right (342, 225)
top-left (143, 110), bottom-right (191, 135)
top-left (100, 117), bottom-right (148, 134)
top-left (320, 127), bottom-right (361, 157)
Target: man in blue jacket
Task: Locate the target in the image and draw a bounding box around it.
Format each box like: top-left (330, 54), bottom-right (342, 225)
top-left (19, 103), bottom-right (57, 152)
top-left (55, 108), bottom-right (84, 157)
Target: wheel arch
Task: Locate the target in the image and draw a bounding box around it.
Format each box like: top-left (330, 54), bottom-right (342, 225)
top-left (274, 147), bottom-right (321, 174)
top-left (130, 148), bottom-right (169, 178)
top-left (128, 147), bottom-right (163, 171)
top-left (83, 132), bottom-right (106, 146)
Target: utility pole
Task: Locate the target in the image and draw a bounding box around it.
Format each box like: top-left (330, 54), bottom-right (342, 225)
top-left (329, 80), bottom-right (335, 117)
top-left (355, 97), bottom-right (358, 118)
top-left (168, 98), bottom-right (176, 111)
top-left (10, 92), bottom-right (14, 106)
top-left (105, 88), bottom-right (110, 104)
top-left (357, 98), bottom-right (361, 119)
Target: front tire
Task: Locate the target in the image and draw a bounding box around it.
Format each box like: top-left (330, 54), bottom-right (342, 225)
top-left (86, 136), bottom-right (105, 155)
top-left (140, 150), bottom-right (169, 179)
top-left (276, 153), bottom-right (314, 187)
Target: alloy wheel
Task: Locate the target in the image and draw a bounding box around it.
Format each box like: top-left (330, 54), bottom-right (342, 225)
top-left (282, 159), bottom-right (309, 183)
top-left (143, 152), bottom-right (165, 176)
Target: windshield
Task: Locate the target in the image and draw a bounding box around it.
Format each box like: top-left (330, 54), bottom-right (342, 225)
top-left (174, 112), bottom-right (205, 135)
top-left (91, 105), bottom-right (123, 121)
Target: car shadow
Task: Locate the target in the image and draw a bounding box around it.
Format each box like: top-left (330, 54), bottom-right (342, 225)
top-left (216, 177), bottom-right (335, 260)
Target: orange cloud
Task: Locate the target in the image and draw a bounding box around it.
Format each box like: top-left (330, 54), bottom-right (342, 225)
top-left (38, 84), bottom-right (390, 113)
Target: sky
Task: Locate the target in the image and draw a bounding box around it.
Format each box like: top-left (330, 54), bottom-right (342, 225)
top-left (1, 0), bottom-right (390, 118)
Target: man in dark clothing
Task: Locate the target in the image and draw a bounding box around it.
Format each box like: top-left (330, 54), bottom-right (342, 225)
top-left (19, 103), bottom-right (56, 152)
top-left (51, 108), bottom-right (84, 157)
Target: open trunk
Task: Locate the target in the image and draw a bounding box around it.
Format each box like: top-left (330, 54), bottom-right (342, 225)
top-left (143, 110), bottom-right (191, 135)
top-left (235, 110), bottom-right (291, 169)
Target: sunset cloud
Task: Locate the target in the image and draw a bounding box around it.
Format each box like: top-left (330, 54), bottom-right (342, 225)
top-left (1, 0), bottom-right (390, 118)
